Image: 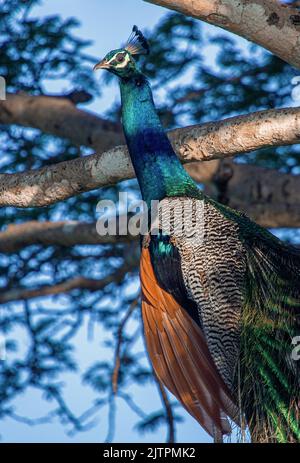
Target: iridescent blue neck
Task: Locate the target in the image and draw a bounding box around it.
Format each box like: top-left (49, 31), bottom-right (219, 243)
top-left (119, 74), bottom-right (200, 207)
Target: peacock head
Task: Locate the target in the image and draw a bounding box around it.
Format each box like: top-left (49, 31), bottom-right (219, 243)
top-left (93, 26), bottom-right (149, 79)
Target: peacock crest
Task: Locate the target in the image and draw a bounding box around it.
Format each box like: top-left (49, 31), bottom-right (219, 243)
top-left (125, 25), bottom-right (150, 56)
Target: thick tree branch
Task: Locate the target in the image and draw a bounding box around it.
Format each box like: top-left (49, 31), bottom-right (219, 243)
top-left (202, 160), bottom-right (300, 228)
top-left (0, 107), bottom-right (300, 208)
top-left (0, 92), bottom-right (124, 153)
top-left (144, 0), bottom-right (300, 69)
top-left (0, 220), bottom-right (135, 253)
top-left (0, 158), bottom-right (299, 256)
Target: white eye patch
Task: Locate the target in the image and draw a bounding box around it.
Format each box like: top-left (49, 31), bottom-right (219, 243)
top-left (107, 52), bottom-right (130, 69)
top-left (115, 53), bottom-right (130, 69)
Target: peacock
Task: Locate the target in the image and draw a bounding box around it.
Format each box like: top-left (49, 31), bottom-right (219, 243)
top-left (94, 26), bottom-right (300, 443)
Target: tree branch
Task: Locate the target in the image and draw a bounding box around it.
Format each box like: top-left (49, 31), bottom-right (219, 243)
top-left (112, 299), bottom-right (139, 394)
top-left (0, 92), bottom-right (124, 153)
top-left (0, 157), bottom-right (299, 256)
top-left (202, 160), bottom-right (300, 228)
top-left (0, 106), bottom-right (300, 208)
top-left (152, 369), bottom-right (176, 443)
top-left (0, 263), bottom-right (134, 304)
top-left (0, 220), bottom-right (136, 253)
top-left (144, 0), bottom-right (300, 69)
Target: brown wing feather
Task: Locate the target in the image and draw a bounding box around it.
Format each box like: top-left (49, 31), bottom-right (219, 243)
top-left (140, 247), bottom-right (239, 437)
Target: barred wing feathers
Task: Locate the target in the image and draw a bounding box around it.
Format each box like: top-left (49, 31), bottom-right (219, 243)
top-left (140, 246), bottom-right (239, 438)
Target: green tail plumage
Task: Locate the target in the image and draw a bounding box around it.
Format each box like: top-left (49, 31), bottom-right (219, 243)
top-left (238, 221), bottom-right (300, 442)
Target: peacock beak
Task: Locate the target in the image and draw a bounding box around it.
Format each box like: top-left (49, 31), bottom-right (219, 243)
top-left (93, 59), bottom-right (110, 71)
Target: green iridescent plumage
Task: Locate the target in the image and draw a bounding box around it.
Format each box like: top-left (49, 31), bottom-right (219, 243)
top-left (95, 26), bottom-right (300, 443)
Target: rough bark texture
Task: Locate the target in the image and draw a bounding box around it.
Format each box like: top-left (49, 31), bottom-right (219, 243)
top-left (0, 107), bottom-right (300, 209)
top-left (144, 0), bottom-right (300, 69)
top-left (0, 92), bottom-right (124, 153)
top-left (171, 107), bottom-right (300, 161)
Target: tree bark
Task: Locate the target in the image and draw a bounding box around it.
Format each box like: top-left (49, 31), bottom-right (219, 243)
top-left (0, 107), bottom-right (299, 208)
top-left (0, 92), bottom-right (124, 153)
top-left (0, 220), bottom-right (135, 253)
top-left (0, 158), bottom-right (299, 255)
top-left (144, 0), bottom-right (300, 69)
top-left (202, 160), bottom-right (300, 228)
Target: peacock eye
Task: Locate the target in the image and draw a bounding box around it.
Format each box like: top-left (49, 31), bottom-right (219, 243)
top-left (116, 54), bottom-right (125, 63)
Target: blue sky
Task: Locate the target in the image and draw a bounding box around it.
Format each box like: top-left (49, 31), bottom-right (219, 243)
top-left (34, 0), bottom-right (167, 113)
top-left (0, 0), bottom-right (217, 444)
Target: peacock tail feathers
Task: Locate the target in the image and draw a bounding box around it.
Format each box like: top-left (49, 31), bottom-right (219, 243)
top-left (235, 227), bottom-right (300, 443)
top-left (212, 196), bottom-right (300, 441)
